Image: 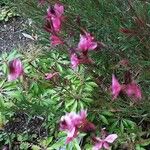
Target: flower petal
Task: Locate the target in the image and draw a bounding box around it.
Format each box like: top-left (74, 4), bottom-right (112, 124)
top-left (54, 3), bottom-right (64, 17)
top-left (77, 32), bottom-right (97, 51)
top-left (111, 75), bottom-right (122, 99)
top-left (92, 143), bottom-right (103, 150)
top-left (66, 127), bottom-right (77, 143)
top-left (123, 81), bottom-right (142, 100)
top-left (103, 142), bottom-right (110, 150)
top-left (51, 17), bottom-right (61, 32)
top-left (89, 42), bottom-right (97, 50)
top-left (70, 53), bottom-right (79, 69)
top-left (105, 134), bottom-right (118, 143)
top-left (50, 35), bottom-right (63, 46)
top-left (8, 59), bottom-right (23, 81)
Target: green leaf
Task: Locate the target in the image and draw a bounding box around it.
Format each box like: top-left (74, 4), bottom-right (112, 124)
top-left (71, 100), bottom-right (77, 112)
top-left (125, 120), bottom-right (136, 129)
top-left (56, 64), bottom-right (63, 72)
top-left (47, 138), bottom-right (66, 150)
top-left (20, 142), bottom-right (29, 150)
top-left (102, 111), bottom-right (114, 117)
top-left (120, 121), bottom-right (124, 133)
top-left (110, 121), bottom-right (118, 132)
top-left (136, 144), bottom-right (145, 150)
top-left (31, 145), bottom-right (41, 150)
top-left (79, 101), bottom-right (84, 109)
top-left (99, 115), bottom-right (109, 125)
top-left (87, 82), bottom-right (98, 87)
top-left (65, 99), bottom-right (75, 109)
top-left (40, 137), bottom-right (53, 147)
top-left (73, 139), bottom-right (81, 150)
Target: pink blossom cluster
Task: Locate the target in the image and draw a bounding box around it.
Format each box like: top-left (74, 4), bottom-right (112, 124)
top-left (60, 110), bottom-right (95, 143)
top-left (60, 110), bottom-right (117, 149)
top-left (44, 3), bottom-right (98, 70)
top-left (111, 74), bottom-right (142, 100)
top-left (44, 3), bottom-right (64, 46)
top-left (71, 31), bottom-right (97, 69)
top-left (46, 3), bottom-right (64, 33)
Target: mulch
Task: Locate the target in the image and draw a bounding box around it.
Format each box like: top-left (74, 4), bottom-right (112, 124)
top-left (0, 17), bottom-right (33, 52)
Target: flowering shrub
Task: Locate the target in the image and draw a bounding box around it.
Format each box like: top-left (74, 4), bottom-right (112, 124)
top-left (0, 0), bottom-right (150, 149)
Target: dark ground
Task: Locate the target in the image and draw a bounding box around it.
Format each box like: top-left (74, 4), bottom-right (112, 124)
top-left (0, 17), bottom-right (32, 52)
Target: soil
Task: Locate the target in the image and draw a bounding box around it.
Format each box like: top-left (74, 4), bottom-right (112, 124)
top-left (0, 17), bottom-right (33, 52)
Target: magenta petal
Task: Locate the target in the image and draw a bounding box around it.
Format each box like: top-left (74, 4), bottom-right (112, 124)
top-left (105, 134), bottom-right (118, 143)
top-left (46, 3), bottom-right (64, 33)
top-left (103, 142), bottom-right (110, 150)
top-left (111, 75), bottom-right (122, 99)
top-left (70, 53), bottom-right (79, 69)
top-left (77, 32), bottom-right (97, 51)
top-left (60, 115), bottom-right (73, 131)
top-left (124, 81), bottom-right (142, 100)
top-left (54, 3), bottom-right (64, 17)
top-left (50, 35), bottom-right (63, 46)
top-left (66, 127), bottom-right (77, 143)
top-left (78, 34), bottom-right (88, 51)
top-left (89, 42), bottom-right (98, 50)
top-left (79, 110), bottom-right (87, 120)
top-left (60, 110), bottom-right (88, 144)
top-left (51, 17), bottom-right (61, 32)
top-left (92, 143), bottom-right (103, 150)
top-left (8, 59), bottom-right (23, 81)
top-left (46, 7), bottom-right (54, 19)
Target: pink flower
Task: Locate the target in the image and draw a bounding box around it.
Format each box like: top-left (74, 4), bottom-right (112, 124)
top-left (70, 53), bottom-right (80, 69)
top-left (77, 32), bottom-right (97, 52)
top-left (111, 75), bottom-right (122, 100)
top-left (60, 110), bottom-right (87, 143)
top-left (46, 3), bottom-right (64, 18)
top-left (46, 3), bottom-right (64, 32)
top-left (70, 53), bottom-right (94, 70)
top-left (123, 81), bottom-right (142, 100)
top-left (51, 17), bottom-right (62, 32)
top-left (50, 35), bottom-right (63, 46)
top-left (8, 59), bottom-right (23, 81)
top-left (93, 134), bottom-right (118, 150)
top-left (45, 72), bottom-right (59, 80)
top-left (111, 74), bottom-right (142, 100)
top-left (54, 3), bottom-right (64, 17)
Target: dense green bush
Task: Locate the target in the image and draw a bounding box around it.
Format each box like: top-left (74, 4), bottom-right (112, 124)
top-left (0, 0), bottom-right (15, 6)
top-left (0, 0), bottom-right (150, 149)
